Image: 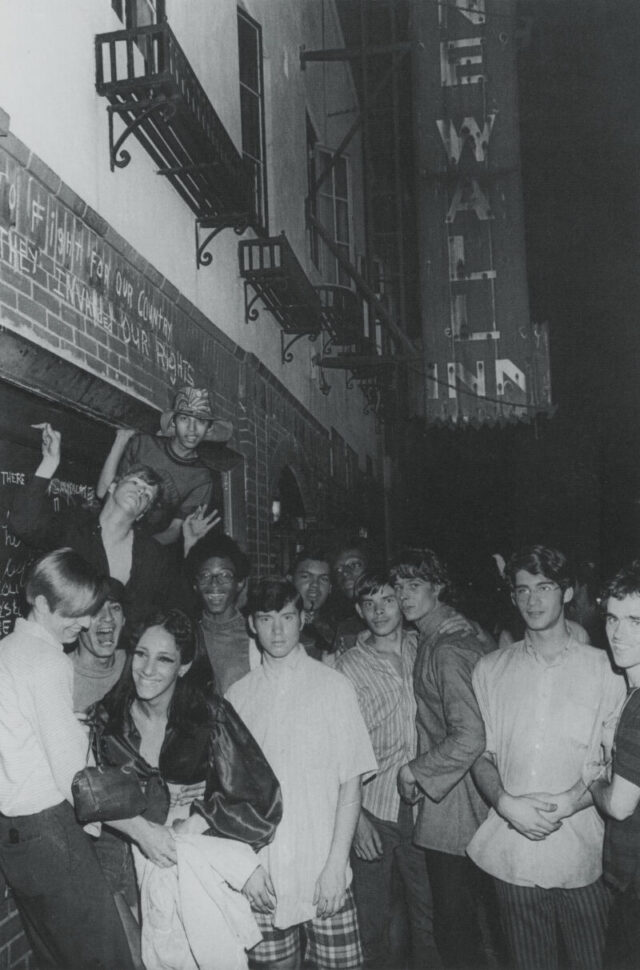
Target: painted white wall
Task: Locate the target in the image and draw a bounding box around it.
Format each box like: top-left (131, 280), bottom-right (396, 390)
top-left (0, 0), bottom-right (379, 465)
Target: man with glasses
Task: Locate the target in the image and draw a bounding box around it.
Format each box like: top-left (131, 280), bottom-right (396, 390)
top-left (330, 540), bottom-right (371, 659)
top-left (186, 532), bottom-right (259, 694)
top-left (468, 544), bottom-right (625, 970)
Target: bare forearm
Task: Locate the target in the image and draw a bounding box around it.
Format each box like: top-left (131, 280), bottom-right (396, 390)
top-left (326, 776), bottom-right (361, 871)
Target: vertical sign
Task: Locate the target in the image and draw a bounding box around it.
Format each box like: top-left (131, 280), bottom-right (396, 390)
top-left (413, 0), bottom-right (551, 423)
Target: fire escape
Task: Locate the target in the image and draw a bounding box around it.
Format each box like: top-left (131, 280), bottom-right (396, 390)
top-left (301, 0), bottom-right (419, 424)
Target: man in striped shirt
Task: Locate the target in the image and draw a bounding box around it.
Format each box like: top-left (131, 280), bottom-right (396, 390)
top-left (336, 572), bottom-right (437, 970)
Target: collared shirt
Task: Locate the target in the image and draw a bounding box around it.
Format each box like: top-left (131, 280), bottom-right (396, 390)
top-left (410, 602), bottom-right (492, 855)
top-left (603, 687), bottom-right (640, 894)
top-left (468, 636), bottom-right (626, 888)
top-left (226, 644), bottom-right (377, 929)
top-left (10, 474), bottom-right (177, 628)
top-left (0, 618), bottom-right (91, 816)
top-left (337, 629), bottom-right (417, 822)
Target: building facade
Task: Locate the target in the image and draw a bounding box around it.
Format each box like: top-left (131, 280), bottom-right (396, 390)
top-left (0, 0), bottom-right (386, 960)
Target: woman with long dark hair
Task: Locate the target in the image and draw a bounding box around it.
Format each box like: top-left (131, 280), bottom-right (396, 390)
top-left (88, 608), bottom-right (281, 969)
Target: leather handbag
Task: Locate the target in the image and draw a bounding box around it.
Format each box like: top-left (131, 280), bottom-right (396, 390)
top-left (72, 728), bottom-right (147, 824)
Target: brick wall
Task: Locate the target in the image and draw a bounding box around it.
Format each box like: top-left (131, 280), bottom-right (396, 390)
top-left (0, 131), bottom-right (382, 966)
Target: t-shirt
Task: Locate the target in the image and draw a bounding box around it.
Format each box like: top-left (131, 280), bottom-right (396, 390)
top-left (71, 649), bottom-right (126, 714)
top-left (198, 610), bottom-right (256, 696)
top-left (604, 688), bottom-right (640, 894)
top-left (119, 433), bottom-right (223, 530)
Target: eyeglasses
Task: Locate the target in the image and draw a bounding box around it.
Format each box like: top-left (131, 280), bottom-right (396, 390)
top-left (196, 569), bottom-right (236, 587)
top-left (513, 582), bottom-right (560, 602)
top-left (335, 559), bottom-right (365, 575)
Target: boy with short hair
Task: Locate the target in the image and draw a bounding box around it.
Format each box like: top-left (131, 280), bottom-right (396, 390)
top-left (591, 561), bottom-right (640, 968)
top-left (392, 547), bottom-right (494, 970)
top-left (69, 576), bottom-right (127, 713)
top-left (291, 549), bottom-right (335, 659)
top-left (336, 572), bottom-right (436, 970)
top-left (226, 577), bottom-right (377, 970)
top-left (0, 548), bottom-right (137, 970)
top-left (186, 532), bottom-right (259, 694)
top-left (469, 544), bottom-right (625, 970)
top-left (97, 385), bottom-right (231, 543)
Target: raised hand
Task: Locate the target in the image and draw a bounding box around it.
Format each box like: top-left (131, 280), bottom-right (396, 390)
top-left (31, 423), bottom-right (61, 477)
top-left (182, 505), bottom-right (222, 555)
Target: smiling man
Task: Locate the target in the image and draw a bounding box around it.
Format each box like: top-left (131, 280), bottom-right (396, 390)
top-left (186, 532), bottom-right (258, 695)
top-left (69, 577), bottom-right (127, 713)
top-left (0, 548), bottom-right (137, 970)
top-left (96, 386), bottom-right (230, 545)
top-left (589, 562), bottom-right (640, 969)
top-left (292, 549), bottom-right (335, 659)
top-left (11, 422), bottom-right (176, 627)
top-left (468, 545), bottom-right (625, 970)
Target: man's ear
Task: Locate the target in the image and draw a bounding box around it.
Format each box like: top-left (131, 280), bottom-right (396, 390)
top-left (562, 586), bottom-right (574, 606)
top-left (248, 615), bottom-right (257, 636)
top-left (237, 577), bottom-right (248, 597)
top-left (33, 593), bottom-right (51, 616)
top-left (355, 602), bottom-right (364, 620)
top-left (298, 609), bottom-right (305, 632)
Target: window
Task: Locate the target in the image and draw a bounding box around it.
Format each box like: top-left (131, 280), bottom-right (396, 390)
top-left (316, 148), bottom-right (352, 286)
top-left (238, 9), bottom-right (268, 233)
top-left (306, 113), bottom-right (320, 267)
top-left (111, 0), bottom-right (164, 27)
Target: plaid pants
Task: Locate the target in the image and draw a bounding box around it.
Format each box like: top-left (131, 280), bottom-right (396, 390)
top-left (249, 888), bottom-right (363, 970)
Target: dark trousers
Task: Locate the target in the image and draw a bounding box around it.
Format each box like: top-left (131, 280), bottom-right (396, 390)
top-left (604, 886), bottom-right (640, 970)
top-left (424, 848), bottom-right (490, 970)
top-left (351, 807), bottom-right (437, 970)
top-left (494, 876), bottom-right (610, 970)
top-left (0, 801), bottom-right (137, 970)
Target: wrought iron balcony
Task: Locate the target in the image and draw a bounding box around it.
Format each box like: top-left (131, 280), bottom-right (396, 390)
top-left (315, 284), bottom-right (365, 351)
top-left (95, 22), bottom-right (253, 260)
top-left (239, 233), bottom-right (324, 363)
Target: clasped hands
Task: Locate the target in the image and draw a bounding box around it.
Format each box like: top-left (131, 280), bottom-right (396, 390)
top-left (497, 790), bottom-right (574, 841)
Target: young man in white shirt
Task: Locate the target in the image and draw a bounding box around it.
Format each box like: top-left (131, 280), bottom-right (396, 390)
top-left (469, 544), bottom-right (625, 970)
top-left (226, 577), bottom-right (377, 970)
top-left (0, 548), bottom-right (137, 970)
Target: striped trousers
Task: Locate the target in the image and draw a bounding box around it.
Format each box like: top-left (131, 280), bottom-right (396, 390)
top-left (494, 876), bottom-right (610, 970)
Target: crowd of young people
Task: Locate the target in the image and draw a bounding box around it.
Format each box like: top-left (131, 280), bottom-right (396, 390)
top-left (0, 386), bottom-right (639, 970)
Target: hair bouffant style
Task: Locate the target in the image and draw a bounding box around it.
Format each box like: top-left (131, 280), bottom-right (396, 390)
top-left (185, 532), bottom-right (251, 583)
top-left (389, 548), bottom-right (453, 603)
top-left (601, 560), bottom-right (640, 606)
top-left (99, 608), bottom-right (214, 731)
top-left (505, 545), bottom-right (573, 593)
top-left (25, 547), bottom-right (108, 618)
top-left (247, 576), bottom-right (303, 616)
